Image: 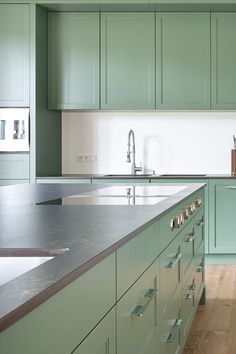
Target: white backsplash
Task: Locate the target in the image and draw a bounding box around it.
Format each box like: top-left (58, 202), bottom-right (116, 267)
top-left (62, 111), bottom-right (236, 175)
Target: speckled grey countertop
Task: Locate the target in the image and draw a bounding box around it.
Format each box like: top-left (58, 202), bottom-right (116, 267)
top-left (37, 174), bottom-right (236, 179)
top-left (0, 182), bottom-right (205, 332)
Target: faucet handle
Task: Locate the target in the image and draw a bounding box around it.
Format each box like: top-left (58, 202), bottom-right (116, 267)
top-left (126, 151), bottom-right (131, 163)
top-left (134, 161), bottom-right (142, 173)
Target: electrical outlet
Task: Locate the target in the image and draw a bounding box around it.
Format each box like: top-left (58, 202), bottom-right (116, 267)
top-left (75, 154), bottom-right (97, 163)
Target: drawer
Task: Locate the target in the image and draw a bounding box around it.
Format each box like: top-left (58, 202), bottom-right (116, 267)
top-left (0, 153), bottom-right (29, 179)
top-left (193, 206), bottom-right (205, 254)
top-left (73, 308), bottom-right (116, 354)
top-left (0, 254), bottom-right (116, 354)
top-left (159, 235), bottom-right (181, 321)
top-left (117, 259), bottom-right (159, 354)
top-left (181, 274), bottom-right (195, 347)
top-left (180, 218), bottom-right (196, 285)
top-left (160, 291), bottom-right (181, 354)
top-left (117, 221), bottom-right (159, 299)
top-left (194, 255), bottom-right (205, 308)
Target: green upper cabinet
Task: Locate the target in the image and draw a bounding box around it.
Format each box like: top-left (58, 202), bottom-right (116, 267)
top-left (211, 13), bottom-right (236, 109)
top-left (156, 13), bottom-right (210, 110)
top-left (101, 12), bottom-right (155, 110)
top-left (0, 4), bottom-right (29, 107)
top-left (48, 12), bottom-right (99, 110)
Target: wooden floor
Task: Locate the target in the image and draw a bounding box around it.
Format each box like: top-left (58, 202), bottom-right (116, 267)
top-left (183, 265), bottom-right (236, 354)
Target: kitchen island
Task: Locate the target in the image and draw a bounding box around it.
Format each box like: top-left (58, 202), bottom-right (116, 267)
top-left (0, 183), bottom-right (205, 354)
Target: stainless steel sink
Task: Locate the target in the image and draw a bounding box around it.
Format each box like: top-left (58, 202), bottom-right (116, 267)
top-left (104, 174), bottom-right (153, 177)
top-left (160, 174), bottom-right (207, 177)
top-left (37, 185), bottom-right (187, 206)
top-left (0, 248), bottom-right (68, 286)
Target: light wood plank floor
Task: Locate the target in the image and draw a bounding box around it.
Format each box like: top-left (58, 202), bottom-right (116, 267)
top-left (183, 265), bottom-right (236, 354)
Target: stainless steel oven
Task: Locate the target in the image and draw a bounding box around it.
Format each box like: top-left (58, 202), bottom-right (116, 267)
top-left (0, 108), bottom-right (29, 152)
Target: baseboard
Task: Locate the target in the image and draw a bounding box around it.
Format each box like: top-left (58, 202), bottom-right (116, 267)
top-left (205, 254), bottom-right (236, 265)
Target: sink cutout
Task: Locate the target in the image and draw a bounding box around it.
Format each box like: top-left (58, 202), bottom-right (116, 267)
top-left (0, 248), bottom-right (69, 286)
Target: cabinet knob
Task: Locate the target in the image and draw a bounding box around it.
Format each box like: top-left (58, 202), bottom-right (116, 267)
top-left (195, 197), bottom-right (202, 207)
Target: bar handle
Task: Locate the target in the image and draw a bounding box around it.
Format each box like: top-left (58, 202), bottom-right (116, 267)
top-left (130, 288), bottom-right (157, 317)
top-left (168, 252), bottom-right (183, 268)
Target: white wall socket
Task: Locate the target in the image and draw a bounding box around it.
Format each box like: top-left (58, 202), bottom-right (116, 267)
top-left (76, 154), bottom-right (97, 163)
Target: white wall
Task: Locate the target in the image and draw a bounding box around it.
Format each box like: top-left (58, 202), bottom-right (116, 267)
top-left (62, 111), bottom-right (236, 175)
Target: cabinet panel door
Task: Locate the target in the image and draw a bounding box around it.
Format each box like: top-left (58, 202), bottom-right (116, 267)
top-left (156, 13), bottom-right (210, 110)
top-left (210, 182), bottom-right (236, 253)
top-left (101, 12), bottom-right (155, 109)
top-left (211, 13), bottom-right (236, 109)
top-left (0, 5), bottom-right (29, 107)
top-left (117, 260), bottom-right (159, 354)
top-left (73, 308), bottom-right (116, 354)
top-left (48, 12), bottom-right (99, 109)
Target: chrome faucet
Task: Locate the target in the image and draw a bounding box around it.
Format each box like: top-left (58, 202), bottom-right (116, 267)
top-left (126, 130), bottom-right (142, 175)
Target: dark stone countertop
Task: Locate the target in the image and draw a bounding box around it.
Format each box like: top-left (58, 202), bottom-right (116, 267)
top-left (0, 182), bottom-right (205, 332)
top-left (37, 174), bottom-right (236, 179)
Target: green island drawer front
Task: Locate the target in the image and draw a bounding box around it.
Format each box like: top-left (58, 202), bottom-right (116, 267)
top-left (160, 288), bottom-right (181, 354)
top-left (117, 259), bottom-right (159, 354)
top-left (181, 273), bottom-right (195, 347)
top-left (73, 307), bottom-right (116, 354)
top-left (0, 254), bottom-right (116, 354)
top-left (193, 206), bottom-right (205, 254)
top-left (180, 215), bottom-right (198, 287)
top-left (117, 221), bottom-right (159, 300)
top-left (159, 234), bottom-right (181, 321)
top-left (193, 255), bottom-right (205, 309)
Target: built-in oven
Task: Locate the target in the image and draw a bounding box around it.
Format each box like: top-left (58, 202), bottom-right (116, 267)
top-left (0, 108), bottom-right (29, 152)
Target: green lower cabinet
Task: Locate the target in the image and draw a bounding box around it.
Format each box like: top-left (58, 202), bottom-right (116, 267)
top-left (117, 259), bottom-right (159, 354)
top-left (211, 13), bottom-right (236, 109)
top-left (0, 154), bottom-right (29, 184)
top-left (181, 275), bottom-right (195, 348)
top-left (160, 294), bottom-right (182, 354)
top-left (209, 179), bottom-right (236, 253)
top-left (156, 12), bottom-right (210, 109)
top-left (48, 12), bottom-right (99, 109)
top-left (73, 308), bottom-right (116, 354)
top-left (101, 12), bottom-right (155, 109)
top-left (159, 235), bottom-right (181, 322)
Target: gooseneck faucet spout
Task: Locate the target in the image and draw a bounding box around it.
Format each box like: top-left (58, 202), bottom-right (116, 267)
top-left (127, 130), bottom-right (142, 175)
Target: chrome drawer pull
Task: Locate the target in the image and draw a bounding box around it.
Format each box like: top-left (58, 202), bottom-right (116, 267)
top-left (169, 252), bottom-right (183, 268)
top-left (173, 318), bottom-right (182, 328)
top-left (185, 293), bottom-right (194, 300)
top-left (186, 234), bottom-right (195, 243)
top-left (197, 263), bottom-right (204, 273)
top-left (189, 284), bottom-right (196, 292)
top-left (131, 288), bottom-right (157, 317)
top-left (224, 186), bottom-right (236, 189)
top-left (167, 332), bottom-right (176, 343)
top-left (197, 218), bottom-right (205, 227)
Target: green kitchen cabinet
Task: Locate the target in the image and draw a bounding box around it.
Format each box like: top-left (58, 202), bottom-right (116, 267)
top-left (0, 4), bottom-right (29, 107)
top-left (209, 179), bottom-right (236, 253)
top-left (48, 12), bottom-right (99, 110)
top-left (211, 13), bottom-right (236, 109)
top-left (73, 308), bottom-right (116, 354)
top-left (0, 154), bottom-right (29, 185)
top-left (101, 12), bottom-right (155, 110)
top-left (0, 254), bottom-right (116, 354)
top-left (156, 13), bottom-right (210, 110)
top-left (117, 259), bottom-right (159, 354)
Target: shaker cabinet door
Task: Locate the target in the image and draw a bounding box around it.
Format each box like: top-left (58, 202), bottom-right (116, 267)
top-left (156, 13), bottom-right (210, 110)
top-left (101, 12), bottom-right (155, 110)
top-left (211, 13), bottom-right (236, 109)
top-left (0, 5), bottom-right (29, 107)
top-left (48, 12), bottom-right (99, 110)
top-left (209, 180), bottom-right (236, 253)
